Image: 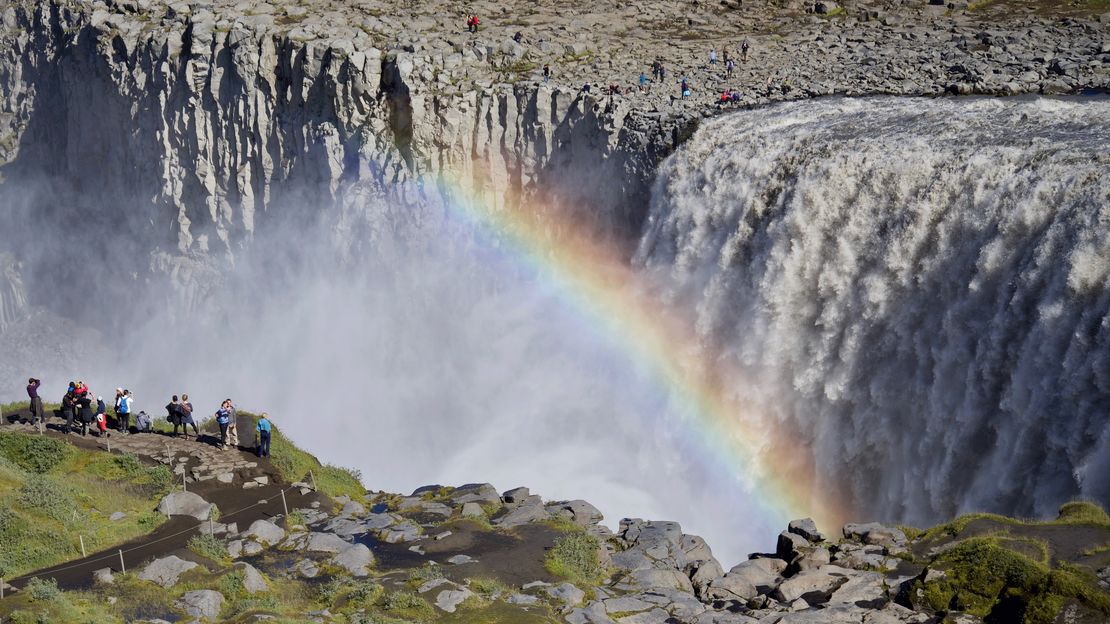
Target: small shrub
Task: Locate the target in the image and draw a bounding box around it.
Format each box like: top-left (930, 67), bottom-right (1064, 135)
top-left (1057, 501), bottom-right (1110, 526)
top-left (18, 475), bottom-right (75, 522)
top-left (25, 577), bottom-right (61, 602)
top-left (407, 562), bottom-right (444, 586)
top-left (382, 589), bottom-right (433, 616)
top-left (0, 432), bottom-right (70, 473)
top-left (545, 532), bottom-right (605, 585)
top-left (218, 570), bottom-right (245, 598)
top-left (468, 577), bottom-right (508, 597)
top-left (187, 533), bottom-right (228, 562)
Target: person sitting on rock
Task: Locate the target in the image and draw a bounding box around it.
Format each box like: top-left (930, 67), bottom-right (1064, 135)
top-left (256, 413), bottom-right (272, 458)
top-left (180, 393), bottom-right (199, 439)
top-left (135, 410), bottom-right (152, 433)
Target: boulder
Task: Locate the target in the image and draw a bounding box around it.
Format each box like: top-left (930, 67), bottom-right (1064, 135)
top-left (548, 500), bottom-right (603, 525)
top-left (494, 497), bottom-right (550, 527)
top-left (303, 532), bottom-right (350, 554)
top-left (341, 500), bottom-right (366, 516)
top-left (796, 546), bottom-right (831, 571)
top-left (546, 582), bottom-right (586, 607)
top-left (843, 523), bottom-right (907, 548)
top-left (246, 519), bottom-right (285, 546)
top-left (332, 543), bottom-right (374, 576)
top-left (435, 587), bottom-right (474, 612)
top-left (450, 483), bottom-right (501, 506)
top-left (234, 562), bottom-right (267, 594)
top-left (704, 573), bottom-right (758, 601)
top-left (92, 567), bottom-right (114, 585)
top-left (295, 558), bottom-right (320, 578)
top-left (788, 518), bottom-right (825, 543)
top-left (461, 502), bottom-right (485, 518)
top-left (502, 487), bottom-right (530, 505)
top-left (109, 511), bottom-right (126, 522)
top-left (774, 566), bottom-right (850, 603)
top-left (508, 593), bottom-right (539, 605)
top-left (138, 555), bottom-right (198, 588)
top-left (157, 491), bottom-right (214, 521)
top-left (175, 589), bottom-right (223, 621)
top-left (776, 530), bottom-right (810, 562)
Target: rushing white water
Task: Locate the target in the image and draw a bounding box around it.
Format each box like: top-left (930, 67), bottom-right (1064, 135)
top-left (636, 96), bottom-right (1110, 527)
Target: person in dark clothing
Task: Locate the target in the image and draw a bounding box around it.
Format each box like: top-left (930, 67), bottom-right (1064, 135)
top-left (741, 40), bottom-right (750, 62)
top-left (180, 393), bottom-right (199, 438)
top-left (543, 63), bottom-right (550, 83)
top-left (62, 383), bottom-right (76, 434)
top-left (27, 378), bottom-right (44, 433)
top-left (166, 395), bottom-right (184, 437)
top-left (77, 394), bottom-right (94, 437)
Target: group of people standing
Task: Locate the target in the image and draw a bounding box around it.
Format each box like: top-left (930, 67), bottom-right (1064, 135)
top-left (20, 378), bottom-right (274, 458)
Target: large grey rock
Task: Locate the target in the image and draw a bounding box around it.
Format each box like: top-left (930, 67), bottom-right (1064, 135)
top-left (548, 500), bottom-right (604, 525)
top-left (461, 502), bottom-right (485, 518)
top-left (788, 518), bottom-right (826, 543)
top-left (727, 557), bottom-right (788, 592)
top-left (842, 523), bottom-right (907, 548)
top-left (774, 566), bottom-right (851, 603)
top-left (303, 531), bottom-right (350, 553)
top-left (234, 562), bottom-right (267, 594)
top-left (175, 589), bottom-right (223, 621)
top-left (494, 497), bottom-right (550, 527)
top-left (546, 582), bottom-right (586, 607)
top-left (450, 483), bottom-right (501, 506)
top-left (138, 555), bottom-right (198, 588)
top-left (501, 487), bottom-right (530, 505)
top-left (776, 530), bottom-right (810, 562)
top-left (245, 519), bottom-right (285, 546)
top-left (157, 491), bottom-right (214, 521)
top-left (332, 543), bottom-right (374, 576)
top-left (704, 573), bottom-right (758, 601)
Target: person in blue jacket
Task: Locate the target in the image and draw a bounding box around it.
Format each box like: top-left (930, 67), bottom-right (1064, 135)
top-left (256, 413), bottom-right (272, 458)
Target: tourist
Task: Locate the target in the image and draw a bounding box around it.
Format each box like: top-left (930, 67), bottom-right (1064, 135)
top-left (680, 77), bottom-right (689, 98)
top-left (180, 393), bottom-right (199, 439)
top-left (543, 63), bottom-right (550, 83)
top-left (136, 410), bottom-right (152, 433)
top-left (256, 413), bottom-right (272, 458)
top-left (513, 31), bottom-right (523, 44)
top-left (215, 400), bottom-right (233, 450)
top-left (726, 58), bottom-right (734, 79)
top-left (709, 49), bottom-right (717, 64)
top-left (95, 396), bottom-right (108, 437)
top-left (27, 377), bottom-right (44, 433)
top-left (639, 72), bottom-right (648, 90)
top-left (166, 395), bottom-right (183, 437)
top-left (117, 389), bottom-right (132, 433)
top-left (62, 383), bottom-right (76, 434)
top-left (226, 399), bottom-right (239, 449)
top-left (77, 392), bottom-right (94, 437)
top-left (741, 40), bottom-right (749, 62)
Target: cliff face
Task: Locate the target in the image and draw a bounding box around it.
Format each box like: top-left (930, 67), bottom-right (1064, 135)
top-left (0, 1), bottom-right (686, 314)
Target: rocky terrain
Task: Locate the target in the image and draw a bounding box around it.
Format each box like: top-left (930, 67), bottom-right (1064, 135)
top-left (0, 0), bottom-right (1107, 318)
top-left (1, 407), bottom-right (1109, 623)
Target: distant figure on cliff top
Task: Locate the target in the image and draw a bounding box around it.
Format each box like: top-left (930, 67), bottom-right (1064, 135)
top-left (513, 31), bottom-right (523, 43)
top-left (639, 72), bottom-right (648, 90)
top-left (726, 58), bottom-right (735, 79)
top-left (181, 393), bottom-right (199, 439)
top-left (256, 413), bottom-right (272, 458)
top-left (709, 49), bottom-right (717, 64)
top-left (681, 77), bottom-right (689, 98)
top-left (26, 377), bottom-right (44, 433)
top-left (742, 40), bottom-right (750, 62)
top-left (543, 63), bottom-right (550, 83)
top-left (466, 15), bottom-right (479, 33)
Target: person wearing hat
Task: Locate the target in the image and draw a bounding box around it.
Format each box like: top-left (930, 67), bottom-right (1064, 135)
top-left (95, 395), bottom-right (108, 437)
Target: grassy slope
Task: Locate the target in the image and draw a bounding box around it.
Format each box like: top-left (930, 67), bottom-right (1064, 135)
top-left (0, 432), bottom-right (171, 579)
top-left (906, 501), bottom-right (1110, 624)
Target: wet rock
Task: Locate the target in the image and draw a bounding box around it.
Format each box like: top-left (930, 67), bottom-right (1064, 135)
top-left (843, 523), bottom-right (907, 548)
top-left (547, 582), bottom-right (586, 607)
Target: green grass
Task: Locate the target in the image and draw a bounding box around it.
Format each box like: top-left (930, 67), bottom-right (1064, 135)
top-left (235, 412), bottom-right (366, 500)
top-left (919, 501), bottom-right (1110, 543)
top-left (187, 532), bottom-right (229, 563)
top-left (380, 589), bottom-right (435, 619)
top-left (544, 532), bottom-right (607, 586)
top-left (0, 435), bottom-right (167, 578)
top-left (917, 537), bottom-right (1110, 623)
top-left (0, 431), bottom-right (72, 473)
top-left (468, 577), bottom-right (509, 598)
top-left (406, 562), bottom-right (445, 588)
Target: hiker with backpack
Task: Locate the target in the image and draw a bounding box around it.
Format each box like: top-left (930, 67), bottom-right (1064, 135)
top-left (166, 395), bottom-right (184, 437)
top-left (116, 389), bottom-right (133, 433)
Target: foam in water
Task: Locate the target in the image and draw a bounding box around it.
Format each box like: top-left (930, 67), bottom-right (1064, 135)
top-left (636, 96), bottom-right (1110, 526)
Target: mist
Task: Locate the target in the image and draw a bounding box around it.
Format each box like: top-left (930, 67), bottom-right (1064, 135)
top-left (0, 179), bottom-right (785, 567)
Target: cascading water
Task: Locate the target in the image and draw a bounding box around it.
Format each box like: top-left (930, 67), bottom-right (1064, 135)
top-left (636, 96), bottom-right (1110, 527)
top-left (1, 95), bottom-right (1107, 565)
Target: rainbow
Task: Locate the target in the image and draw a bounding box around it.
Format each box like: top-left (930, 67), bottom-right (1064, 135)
top-left (432, 175), bottom-right (847, 536)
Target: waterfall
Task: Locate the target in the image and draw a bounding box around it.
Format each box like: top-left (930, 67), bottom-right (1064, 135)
top-left (636, 96), bottom-right (1110, 526)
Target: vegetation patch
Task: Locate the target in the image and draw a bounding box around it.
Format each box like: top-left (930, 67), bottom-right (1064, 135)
top-left (0, 431), bottom-right (72, 473)
top-left (187, 532), bottom-right (229, 563)
top-left (544, 532), bottom-right (606, 586)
